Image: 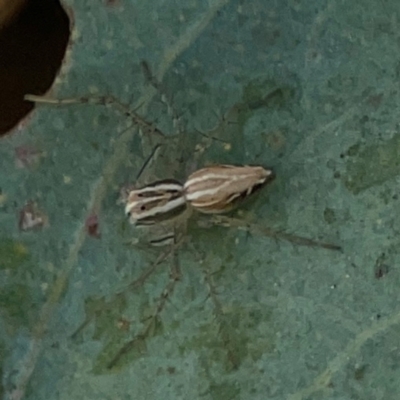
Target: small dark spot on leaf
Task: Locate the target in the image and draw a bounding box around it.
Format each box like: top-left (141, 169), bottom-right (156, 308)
top-left (346, 143), bottom-right (361, 157)
top-left (90, 142), bottom-right (100, 151)
top-left (366, 93), bottom-right (383, 109)
top-left (323, 208), bottom-right (336, 224)
top-left (354, 364), bottom-right (368, 381)
top-left (85, 213), bottom-right (101, 238)
top-left (374, 263), bottom-right (389, 279)
top-left (374, 253), bottom-right (389, 279)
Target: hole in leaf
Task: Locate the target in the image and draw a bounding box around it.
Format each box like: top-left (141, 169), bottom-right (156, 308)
top-left (0, 0), bottom-right (70, 136)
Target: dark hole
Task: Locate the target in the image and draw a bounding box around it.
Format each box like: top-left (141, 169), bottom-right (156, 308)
top-left (140, 205), bottom-right (146, 211)
top-left (0, 0), bottom-right (70, 136)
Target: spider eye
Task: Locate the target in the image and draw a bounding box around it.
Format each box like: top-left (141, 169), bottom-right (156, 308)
top-left (126, 211), bottom-right (131, 217)
top-left (140, 205), bottom-right (146, 211)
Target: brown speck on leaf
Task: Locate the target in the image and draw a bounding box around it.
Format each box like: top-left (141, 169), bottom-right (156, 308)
top-left (266, 130), bottom-right (286, 151)
top-left (354, 364), bottom-right (368, 381)
top-left (14, 145), bottom-right (44, 169)
top-left (375, 263), bottom-right (389, 279)
top-left (116, 318), bottom-right (130, 331)
top-left (366, 93), bottom-right (383, 109)
top-left (167, 366), bottom-right (176, 374)
top-left (19, 201), bottom-right (48, 231)
top-left (85, 213), bottom-right (101, 238)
